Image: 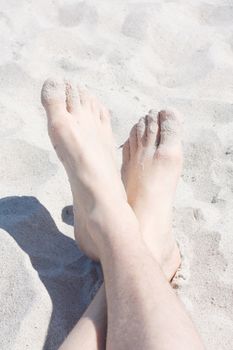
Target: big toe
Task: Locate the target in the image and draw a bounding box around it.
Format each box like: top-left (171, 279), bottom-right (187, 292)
top-left (158, 109), bottom-right (182, 147)
top-left (41, 78), bottom-right (67, 121)
top-left (156, 109), bottom-right (183, 165)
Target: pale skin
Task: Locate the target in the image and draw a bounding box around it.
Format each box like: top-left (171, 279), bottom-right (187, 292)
top-left (41, 79), bottom-right (205, 350)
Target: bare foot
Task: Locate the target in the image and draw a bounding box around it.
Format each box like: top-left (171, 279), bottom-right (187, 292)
top-left (41, 78), bottom-right (131, 261)
top-left (122, 109), bottom-right (183, 281)
top-left (41, 79), bottom-right (182, 280)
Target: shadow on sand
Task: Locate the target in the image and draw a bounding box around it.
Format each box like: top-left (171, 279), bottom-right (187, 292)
top-left (0, 196), bottom-right (102, 350)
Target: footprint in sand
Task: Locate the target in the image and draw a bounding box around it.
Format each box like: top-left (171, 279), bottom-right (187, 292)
top-left (59, 1), bottom-right (98, 28)
top-left (199, 4), bottom-right (233, 26)
top-left (183, 130), bottom-right (223, 202)
top-left (0, 104), bottom-right (23, 137)
top-left (0, 140), bottom-right (58, 192)
top-left (0, 63), bottom-right (34, 100)
top-left (121, 4), bottom-right (156, 40)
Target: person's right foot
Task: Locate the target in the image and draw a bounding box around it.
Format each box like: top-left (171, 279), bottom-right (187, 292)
top-left (41, 78), bottom-right (133, 261)
top-left (122, 109), bottom-right (183, 281)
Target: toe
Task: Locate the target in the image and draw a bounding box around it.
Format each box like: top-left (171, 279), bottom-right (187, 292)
top-left (41, 78), bottom-right (67, 121)
top-left (136, 117), bottom-right (146, 145)
top-left (158, 109), bottom-right (182, 147)
top-left (156, 109), bottom-right (183, 163)
top-left (122, 139), bottom-right (130, 164)
top-left (79, 88), bottom-right (92, 107)
top-left (100, 105), bottom-right (111, 124)
top-left (65, 80), bottom-right (80, 114)
top-left (145, 109), bottom-right (158, 146)
top-left (79, 89), bottom-right (104, 121)
top-left (79, 89), bottom-right (99, 111)
top-left (129, 124), bottom-right (138, 154)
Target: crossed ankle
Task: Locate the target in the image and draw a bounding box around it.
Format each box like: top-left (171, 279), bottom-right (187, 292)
top-left (73, 196), bottom-right (141, 262)
top-left (100, 234), bottom-right (162, 285)
top-left (91, 211), bottom-right (142, 261)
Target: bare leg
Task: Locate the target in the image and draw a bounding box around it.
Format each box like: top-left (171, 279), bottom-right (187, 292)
top-left (58, 285), bottom-right (107, 349)
top-left (41, 79), bottom-right (204, 350)
top-left (60, 109), bottom-right (184, 349)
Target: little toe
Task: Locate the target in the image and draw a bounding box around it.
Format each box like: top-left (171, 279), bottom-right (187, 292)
top-left (65, 80), bottom-right (80, 114)
top-left (41, 78), bottom-right (67, 122)
top-left (145, 109), bottom-right (158, 146)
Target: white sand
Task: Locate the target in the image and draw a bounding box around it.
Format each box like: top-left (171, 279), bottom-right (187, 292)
top-left (0, 0), bottom-right (233, 349)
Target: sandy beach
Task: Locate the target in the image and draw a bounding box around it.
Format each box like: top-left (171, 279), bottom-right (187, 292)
top-left (0, 0), bottom-right (233, 349)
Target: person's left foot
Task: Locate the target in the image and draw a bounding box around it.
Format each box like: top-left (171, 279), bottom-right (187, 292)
top-left (122, 110), bottom-right (183, 281)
